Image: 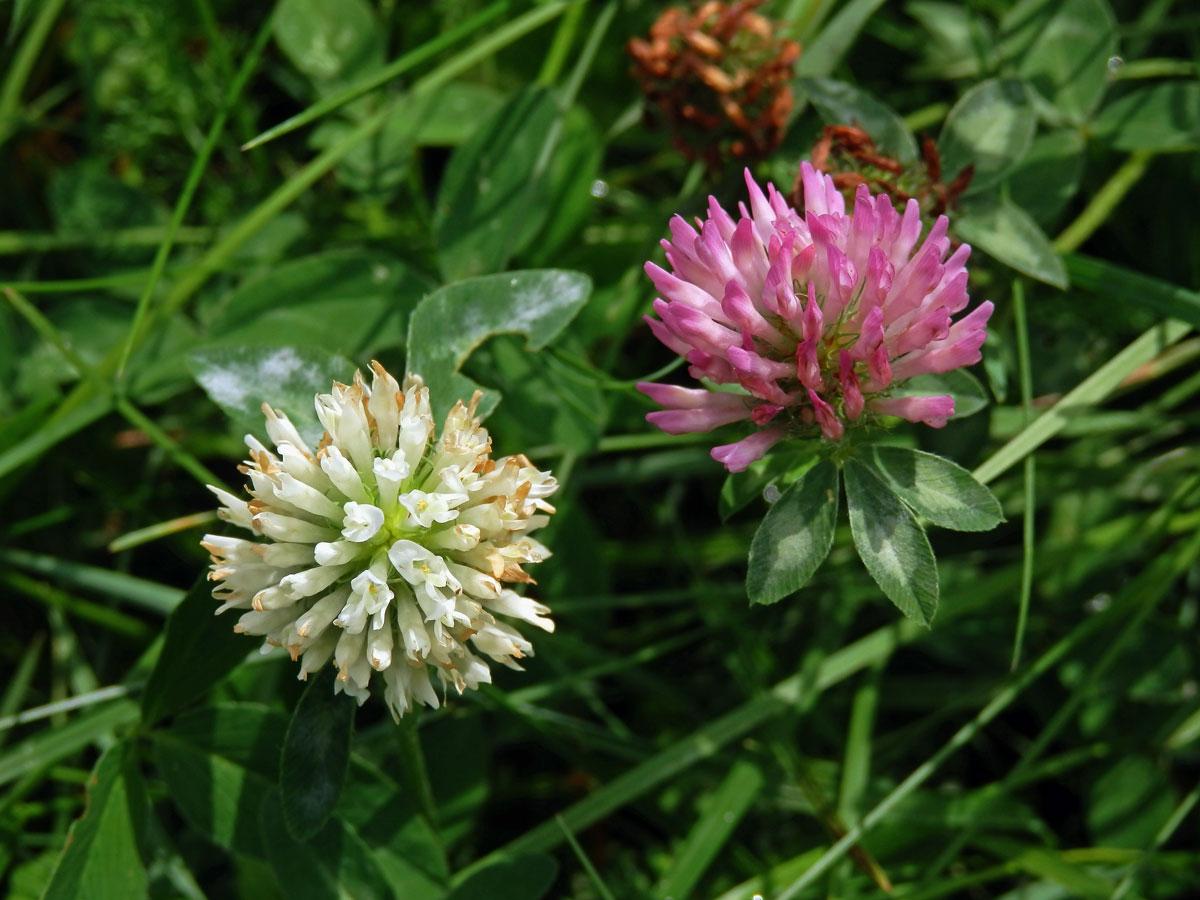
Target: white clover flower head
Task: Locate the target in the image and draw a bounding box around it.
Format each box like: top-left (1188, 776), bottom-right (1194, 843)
top-left (202, 362), bottom-right (558, 720)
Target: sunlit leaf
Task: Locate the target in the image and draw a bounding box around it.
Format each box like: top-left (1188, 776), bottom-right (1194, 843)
top-left (799, 77), bottom-right (918, 162)
top-left (1004, 129), bottom-right (1086, 227)
top-left (939, 78), bottom-right (1035, 191)
top-left (889, 368), bottom-right (991, 419)
top-left (1092, 81), bottom-right (1200, 151)
top-left (203, 250), bottom-right (435, 357)
top-left (405, 269), bottom-right (592, 420)
top-left (1000, 0), bottom-right (1117, 123)
top-left (746, 459), bottom-right (839, 605)
top-left (42, 742), bottom-right (150, 900)
top-left (954, 197), bottom-right (1068, 288)
top-left (859, 445), bottom-right (1004, 531)
top-left (273, 0), bottom-right (384, 87)
top-left (844, 459), bottom-right (939, 625)
top-left (188, 343), bottom-right (355, 446)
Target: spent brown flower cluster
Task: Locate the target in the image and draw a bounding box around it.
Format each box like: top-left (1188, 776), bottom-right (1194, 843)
top-left (803, 124), bottom-right (974, 219)
top-left (628, 1), bottom-right (800, 170)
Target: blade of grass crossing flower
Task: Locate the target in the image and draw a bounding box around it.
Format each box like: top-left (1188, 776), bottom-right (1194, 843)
top-left (107, 511), bottom-right (218, 553)
top-left (240, 0), bottom-right (515, 150)
top-left (773, 528), bottom-right (1200, 900)
top-left (0, 3), bottom-right (574, 483)
top-left (972, 318), bottom-right (1192, 485)
top-left (655, 759), bottom-right (764, 900)
top-left (114, 11), bottom-right (276, 380)
top-left (556, 815), bottom-right (617, 900)
top-left (1011, 279), bottom-right (1036, 669)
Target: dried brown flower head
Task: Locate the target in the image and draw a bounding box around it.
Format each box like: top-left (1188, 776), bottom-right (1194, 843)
top-left (802, 124), bottom-right (974, 218)
top-left (628, 1), bottom-right (800, 170)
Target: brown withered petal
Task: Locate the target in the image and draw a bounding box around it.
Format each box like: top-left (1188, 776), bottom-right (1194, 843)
top-left (802, 124), bottom-right (974, 219)
top-left (628, 0), bottom-right (800, 170)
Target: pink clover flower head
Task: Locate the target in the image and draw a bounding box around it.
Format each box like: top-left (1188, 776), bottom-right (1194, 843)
top-left (639, 164), bottom-right (993, 472)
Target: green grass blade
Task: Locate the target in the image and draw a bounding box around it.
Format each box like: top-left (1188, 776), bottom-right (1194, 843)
top-left (556, 814), bottom-right (617, 900)
top-left (0, 633), bottom-right (45, 750)
top-left (0, 685), bottom-right (135, 735)
top-left (2, 571), bottom-right (154, 642)
top-left (0, 3), bottom-right (574, 484)
top-left (0, 547), bottom-right (183, 614)
top-left (0, 226), bottom-right (213, 255)
top-left (115, 10), bottom-right (277, 379)
top-left (4, 286), bottom-right (225, 488)
top-left (1010, 278), bottom-right (1036, 669)
top-left (774, 528), bottom-right (1200, 899)
top-left (1067, 253), bottom-right (1200, 326)
top-left (923, 479), bottom-right (1200, 879)
top-left (241, 0), bottom-right (515, 150)
top-left (795, 0), bottom-right (887, 78)
top-left (0, 0), bottom-right (69, 148)
top-left (973, 318), bottom-right (1192, 485)
top-left (655, 759), bottom-right (765, 899)
top-left (837, 656), bottom-right (885, 825)
top-left (1110, 780), bottom-right (1200, 900)
top-left (472, 620), bottom-right (918, 869)
top-left (0, 699), bottom-right (140, 788)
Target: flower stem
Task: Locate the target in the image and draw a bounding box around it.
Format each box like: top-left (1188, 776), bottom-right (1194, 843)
top-left (397, 714), bottom-right (439, 829)
top-left (1053, 150), bottom-right (1154, 254)
top-left (1010, 279), bottom-right (1036, 670)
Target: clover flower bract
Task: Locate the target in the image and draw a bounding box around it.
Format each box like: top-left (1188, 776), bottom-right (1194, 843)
top-left (638, 163), bottom-right (993, 472)
top-left (203, 364), bottom-right (557, 720)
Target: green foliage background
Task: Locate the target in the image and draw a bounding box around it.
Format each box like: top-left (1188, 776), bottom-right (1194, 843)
top-left (1, 0), bottom-right (1199, 898)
